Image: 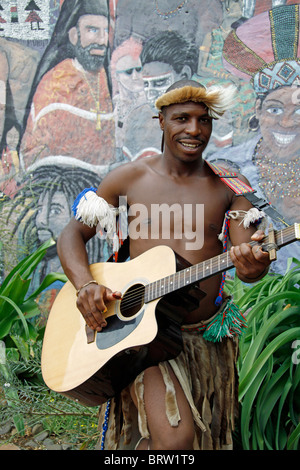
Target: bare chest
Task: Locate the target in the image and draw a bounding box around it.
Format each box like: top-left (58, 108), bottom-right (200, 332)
top-left (124, 172), bottom-right (230, 259)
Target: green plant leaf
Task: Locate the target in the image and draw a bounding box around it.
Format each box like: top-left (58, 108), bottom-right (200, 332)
top-left (239, 304), bottom-right (300, 383)
top-left (275, 376), bottom-right (293, 449)
top-left (0, 317), bottom-right (15, 339)
top-left (240, 361), bottom-right (269, 450)
top-left (0, 276), bottom-right (31, 317)
top-left (10, 335), bottom-right (30, 362)
top-left (0, 295), bottom-right (30, 340)
top-left (287, 423), bottom-right (300, 450)
top-left (20, 299), bottom-right (40, 318)
top-left (0, 239), bottom-right (55, 294)
top-left (256, 358), bottom-right (291, 449)
top-left (26, 272), bottom-right (67, 301)
top-left (244, 290), bottom-right (300, 325)
top-left (239, 327), bottom-right (300, 400)
top-left (238, 275), bottom-right (281, 309)
top-left (288, 364), bottom-right (300, 426)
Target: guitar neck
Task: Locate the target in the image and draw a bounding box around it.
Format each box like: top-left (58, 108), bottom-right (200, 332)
top-left (144, 223), bottom-right (300, 303)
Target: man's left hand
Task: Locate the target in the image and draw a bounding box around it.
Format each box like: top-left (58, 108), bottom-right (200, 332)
top-left (230, 230), bottom-right (272, 282)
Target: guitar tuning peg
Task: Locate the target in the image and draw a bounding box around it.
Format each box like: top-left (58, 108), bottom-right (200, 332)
top-left (266, 223), bottom-right (278, 261)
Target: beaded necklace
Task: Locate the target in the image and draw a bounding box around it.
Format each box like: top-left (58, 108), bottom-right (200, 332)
top-left (253, 137), bottom-right (300, 199)
top-left (154, 0), bottom-right (187, 19)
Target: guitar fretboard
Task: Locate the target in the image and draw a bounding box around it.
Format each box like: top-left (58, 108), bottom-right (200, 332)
top-left (144, 223), bottom-right (300, 303)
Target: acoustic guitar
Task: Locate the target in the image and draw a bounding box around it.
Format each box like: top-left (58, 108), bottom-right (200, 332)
top-left (41, 224), bottom-right (300, 406)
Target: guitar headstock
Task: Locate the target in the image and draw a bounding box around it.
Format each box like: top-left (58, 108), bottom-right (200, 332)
top-left (295, 223), bottom-right (300, 240)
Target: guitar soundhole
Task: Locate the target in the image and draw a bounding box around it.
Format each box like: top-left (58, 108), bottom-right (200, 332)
top-left (120, 283), bottom-right (145, 319)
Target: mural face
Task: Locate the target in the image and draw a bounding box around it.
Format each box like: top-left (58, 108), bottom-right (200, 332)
top-left (116, 58), bottom-right (144, 95)
top-left (1, 0), bottom-right (300, 299)
top-left (68, 14), bottom-right (109, 70)
top-left (143, 66), bottom-right (175, 110)
top-left (255, 87), bottom-right (300, 158)
top-left (36, 190), bottom-right (70, 244)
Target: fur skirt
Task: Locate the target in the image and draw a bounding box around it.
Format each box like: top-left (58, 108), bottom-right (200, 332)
top-left (98, 315), bottom-right (240, 450)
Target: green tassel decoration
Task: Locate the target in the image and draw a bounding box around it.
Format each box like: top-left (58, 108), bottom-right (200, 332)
top-left (202, 300), bottom-right (247, 343)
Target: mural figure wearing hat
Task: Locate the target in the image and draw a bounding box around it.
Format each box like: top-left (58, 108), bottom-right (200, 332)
top-left (209, 5), bottom-right (300, 221)
top-left (20, 0), bottom-right (117, 171)
top-left (208, 3), bottom-right (300, 271)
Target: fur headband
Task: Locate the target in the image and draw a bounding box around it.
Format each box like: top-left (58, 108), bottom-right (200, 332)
top-left (155, 84), bottom-right (236, 119)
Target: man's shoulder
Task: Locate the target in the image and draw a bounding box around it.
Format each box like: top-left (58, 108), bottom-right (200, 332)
top-left (110, 155), bottom-right (162, 178)
top-left (101, 156), bottom-right (161, 189)
top-left (98, 156), bottom-right (162, 204)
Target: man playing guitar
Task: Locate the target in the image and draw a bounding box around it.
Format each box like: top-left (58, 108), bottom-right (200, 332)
top-left (56, 80), bottom-right (271, 450)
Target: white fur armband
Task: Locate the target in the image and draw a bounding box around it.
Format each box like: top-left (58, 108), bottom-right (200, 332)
top-left (72, 188), bottom-right (125, 242)
top-left (231, 208), bottom-right (266, 229)
top-left (218, 208), bottom-right (266, 242)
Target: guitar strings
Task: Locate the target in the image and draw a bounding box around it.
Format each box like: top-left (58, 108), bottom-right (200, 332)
top-left (119, 248), bottom-right (247, 310)
top-left (118, 243), bottom-right (266, 309)
top-left (118, 257), bottom-right (226, 310)
top-left (119, 261), bottom-right (219, 310)
top-left (119, 249), bottom-right (233, 309)
top-left (116, 226), bottom-right (296, 312)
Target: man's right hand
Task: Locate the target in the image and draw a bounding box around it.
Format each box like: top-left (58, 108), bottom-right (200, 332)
top-left (76, 284), bottom-right (122, 331)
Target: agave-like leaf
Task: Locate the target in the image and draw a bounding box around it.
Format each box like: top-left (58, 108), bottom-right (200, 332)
top-left (287, 423), bottom-right (300, 450)
top-left (239, 304), bottom-right (299, 383)
top-left (26, 272), bottom-right (67, 301)
top-left (0, 276), bottom-right (31, 320)
top-left (239, 327), bottom-right (300, 400)
top-left (239, 361), bottom-right (269, 449)
top-left (0, 294), bottom-right (30, 340)
top-left (0, 239), bottom-right (55, 294)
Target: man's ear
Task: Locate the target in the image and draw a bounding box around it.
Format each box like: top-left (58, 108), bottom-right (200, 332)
top-left (68, 26), bottom-right (78, 46)
top-left (158, 112), bottom-right (164, 131)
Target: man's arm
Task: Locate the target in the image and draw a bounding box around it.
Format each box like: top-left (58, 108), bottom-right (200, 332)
top-left (57, 216), bottom-right (118, 331)
top-left (57, 163), bottom-right (134, 331)
top-left (226, 178), bottom-right (272, 283)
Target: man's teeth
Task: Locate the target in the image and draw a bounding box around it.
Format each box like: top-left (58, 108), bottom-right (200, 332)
top-left (181, 142), bottom-right (200, 148)
top-left (273, 132), bottom-right (295, 146)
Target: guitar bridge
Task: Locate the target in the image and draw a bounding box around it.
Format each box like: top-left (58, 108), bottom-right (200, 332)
top-left (85, 324), bottom-right (96, 344)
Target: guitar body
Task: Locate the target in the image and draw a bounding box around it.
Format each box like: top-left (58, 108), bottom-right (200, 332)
top-left (41, 246), bottom-right (195, 406)
top-left (42, 224), bottom-right (300, 406)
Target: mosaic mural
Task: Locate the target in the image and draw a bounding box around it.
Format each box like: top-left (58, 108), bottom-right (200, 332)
top-left (0, 0), bottom-right (300, 307)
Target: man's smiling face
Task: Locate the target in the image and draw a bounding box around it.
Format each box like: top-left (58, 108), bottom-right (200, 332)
top-left (159, 101), bottom-right (213, 163)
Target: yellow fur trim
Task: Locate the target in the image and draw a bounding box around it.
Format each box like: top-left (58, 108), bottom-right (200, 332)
top-left (155, 85), bottom-right (236, 119)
